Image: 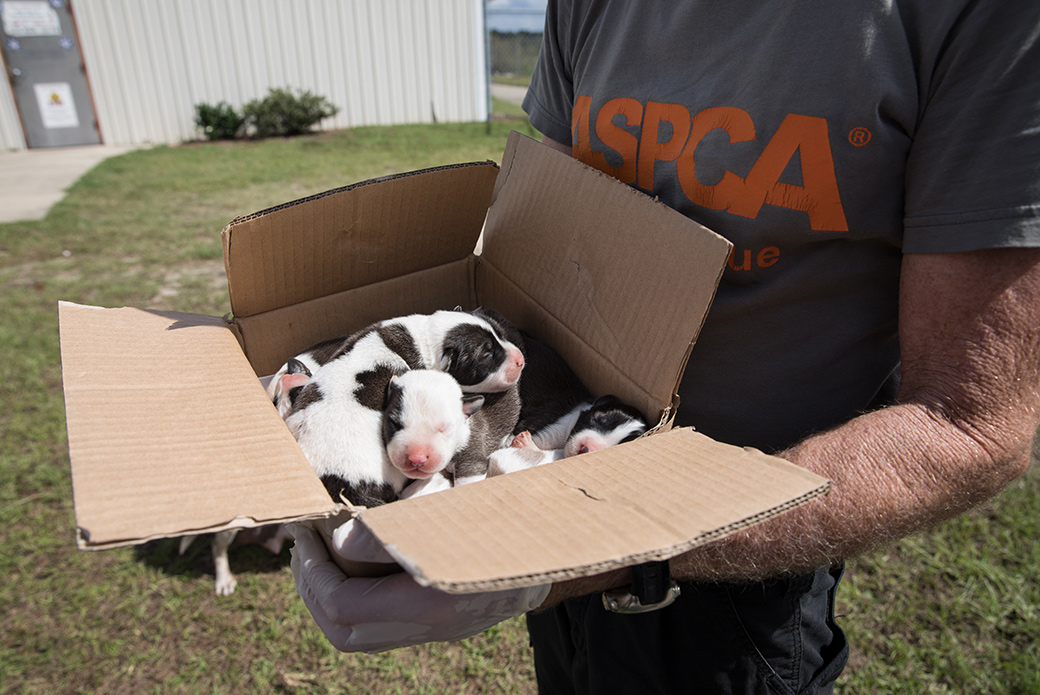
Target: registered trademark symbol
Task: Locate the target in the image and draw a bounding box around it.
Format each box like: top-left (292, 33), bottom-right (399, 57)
top-left (848, 127), bottom-right (872, 146)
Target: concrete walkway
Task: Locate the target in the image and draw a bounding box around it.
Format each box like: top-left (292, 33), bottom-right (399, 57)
top-left (0, 144), bottom-right (136, 223)
top-left (491, 83), bottom-right (528, 106)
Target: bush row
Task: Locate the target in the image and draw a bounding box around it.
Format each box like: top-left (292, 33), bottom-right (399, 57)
top-left (194, 87), bottom-right (339, 141)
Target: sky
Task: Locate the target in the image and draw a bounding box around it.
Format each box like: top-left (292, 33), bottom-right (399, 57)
top-left (486, 0), bottom-right (547, 32)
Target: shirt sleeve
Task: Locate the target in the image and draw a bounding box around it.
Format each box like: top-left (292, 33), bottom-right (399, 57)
top-left (522, 0), bottom-right (576, 146)
top-left (902, 0), bottom-right (1040, 253)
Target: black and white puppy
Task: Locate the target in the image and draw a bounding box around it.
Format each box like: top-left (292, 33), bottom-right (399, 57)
top-left (266, 308), bottom-right (525, 406)
top-left (269, 357), bottom-right (314, 417)
top-left (264, 308), bottom-right (525, 505)
top-left (382, 369), bottom-right (484, 498)
top-left (380, 308), bottom-right (525, 394)
top-left (443, 308), bottom-right (524, 485)
top-left (267, 305), bottom-right (526, 404)
top-left (512, 332), bottom-right (594, 449)
top-left (269, 308), bottom-right (526, 487)
top-left (561, 394), bottom-right (648, 458)
top-left (282, 329), bottom-right (423, 507)
top-left (388, 309), bottom-right (527, 494)
top-left (487, 395), bottom-right (649, 476)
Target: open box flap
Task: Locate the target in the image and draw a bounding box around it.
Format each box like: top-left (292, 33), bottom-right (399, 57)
top-left (223, 162), bottom-right (499, 320)
top-left (478, 133), bottom-right (732, 423)
top-left (235, 258), bottom-right (478, 378)
top-left (360, 428), bottom-right (830, 592)
top-left (58, 302), bottom-right (338, 549)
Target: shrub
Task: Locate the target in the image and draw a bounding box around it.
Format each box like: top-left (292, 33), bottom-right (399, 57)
top-left (242, 87), bottom-right (340, 138)
top-left (194, 101), bottom-right (245, 141)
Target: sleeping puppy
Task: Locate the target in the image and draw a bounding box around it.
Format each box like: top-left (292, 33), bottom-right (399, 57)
top-left (268, 307), bottom-right (526, 493)
top-left (488, 397), bottom-right (648, 476)
top-left (266, 307), bottom-right (525, 410)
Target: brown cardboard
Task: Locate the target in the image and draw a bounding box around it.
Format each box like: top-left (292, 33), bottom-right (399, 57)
top-left (477, 137), bottom-right (732, 426)
top-left (58, 303), bottom-right (337, 549)
top-left (59, 131), bottom-right (831, 591)
top-left (224, 163), bottom-right (498, 319)
top-left (225, 162), bottom-right (498, 375)
top-left (361, 428), bottom-right (829, 592)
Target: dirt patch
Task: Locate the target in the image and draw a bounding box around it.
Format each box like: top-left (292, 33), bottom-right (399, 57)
top-left (149, 259), bottom-right (229, 309)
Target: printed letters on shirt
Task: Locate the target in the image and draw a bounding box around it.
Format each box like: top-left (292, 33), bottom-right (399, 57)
top-left (570, 97), bottom-right (851, 270)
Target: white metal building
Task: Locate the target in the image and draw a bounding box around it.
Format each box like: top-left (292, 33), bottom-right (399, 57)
top-left (0, 0), bottom-right (489, 151)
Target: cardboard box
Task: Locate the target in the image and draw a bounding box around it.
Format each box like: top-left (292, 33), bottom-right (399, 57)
top-left (59, 132), bottom-right (830, 593)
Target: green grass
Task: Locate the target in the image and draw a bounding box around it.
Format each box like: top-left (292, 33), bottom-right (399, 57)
top-left (1, 118), bottom-right (1038, 694)
top-left (491, 95), bottom-right (530, 122)
top-left (492, 75), bottom-right (533, 88)
top-left (837, 450), bottom-right (1040, 694)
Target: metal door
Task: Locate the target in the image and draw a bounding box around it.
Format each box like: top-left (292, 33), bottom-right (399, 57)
top-left (0, 0), bottom-right (100, 147)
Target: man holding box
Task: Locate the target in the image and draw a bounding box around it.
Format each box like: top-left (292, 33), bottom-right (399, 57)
top-left (292, 1), bottom-right (1040, 692)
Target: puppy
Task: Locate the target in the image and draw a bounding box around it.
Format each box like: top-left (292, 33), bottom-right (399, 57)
top-left (178, 524), bottom-right (292, 596)
top-left (268, 308), bottom-right (526, 495)
top-left (265, 308), bottom-right (525, 405)
top-left (512, 332), bottom-right (594, 449)
top-left (488, 395), bottom-right (649, 477)
top-left (382, 369), bottom-right (484, 498)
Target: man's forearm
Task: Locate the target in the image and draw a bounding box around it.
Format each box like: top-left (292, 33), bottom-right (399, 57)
top-left (541, 399), bottom-right (1034, 608)
top-left (673, 399), bottom-right (1032, 583)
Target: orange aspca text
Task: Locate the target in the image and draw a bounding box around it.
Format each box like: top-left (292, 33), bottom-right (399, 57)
top-left (572, 97), bottom-right (849, 232)
top-left (729, 246), bottom-right (781, 271)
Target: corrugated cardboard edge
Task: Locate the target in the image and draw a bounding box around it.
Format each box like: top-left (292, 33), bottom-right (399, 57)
top-left (79, 511), bottom-right (341, 551)
top-left (222, 161), bottom-right (498, 320)
top-left (479, 133), bottom-right (732, 429)
top-left (358, 428), bottom-right (831, 593)
top-left (226, 162), bottom-right (498, 226)
top-left (58, 301), bottom-right (342, 550)
top-left (391, 479), bottom-right (830, 593)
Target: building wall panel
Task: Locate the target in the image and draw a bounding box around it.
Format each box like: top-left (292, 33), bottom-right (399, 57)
top-left (1, 0), bottom-right (487, 150)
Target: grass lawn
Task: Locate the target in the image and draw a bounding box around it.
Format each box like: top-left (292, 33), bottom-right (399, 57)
top-left (1, 116), bottom-right (1037, 694)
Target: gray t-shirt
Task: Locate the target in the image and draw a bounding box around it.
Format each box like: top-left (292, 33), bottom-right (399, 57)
top-left (524, 0), bottom-right (1040, 452)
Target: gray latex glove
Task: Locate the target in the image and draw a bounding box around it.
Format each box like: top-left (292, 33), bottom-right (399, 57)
top-left (289, 520), bottom-right (551, 653)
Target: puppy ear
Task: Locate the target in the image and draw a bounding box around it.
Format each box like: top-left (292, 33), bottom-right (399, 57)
top-left (275, 372), bottom-right (311, 416)
top-left (461, 394), bottom-right (485, 418)
top-left (286, 357), bottom-right (312, 377)
top-left (385, 373), bottom-right (402, 401)
top-left (440, 346), bottom-right (457, 373)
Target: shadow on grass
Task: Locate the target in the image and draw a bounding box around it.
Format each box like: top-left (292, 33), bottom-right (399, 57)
top-left (134, 533), bottom-right (291, 585)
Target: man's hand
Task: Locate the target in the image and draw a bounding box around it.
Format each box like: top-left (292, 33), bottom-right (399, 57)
top-left (289, 520), bottom-right (551, 653)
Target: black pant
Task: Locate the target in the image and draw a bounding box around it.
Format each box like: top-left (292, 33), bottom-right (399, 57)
top-left (526, 565), bottom-right (848, 695)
